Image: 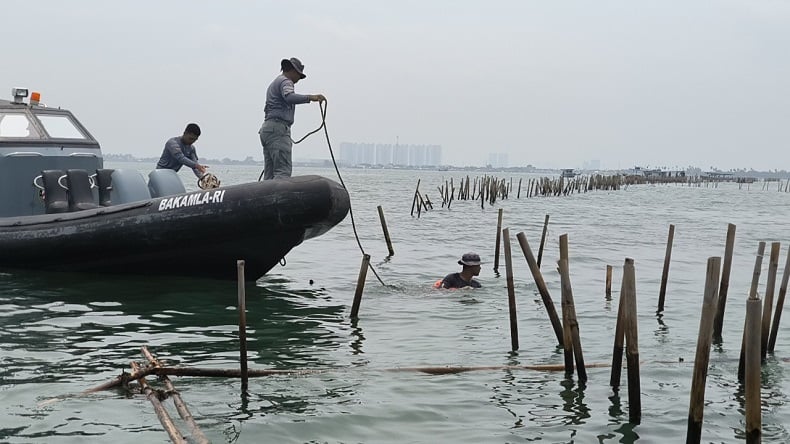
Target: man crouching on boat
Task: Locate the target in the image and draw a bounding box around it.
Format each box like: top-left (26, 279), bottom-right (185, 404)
top-left (435, 252), bottom-right (483, 289)
top-left (156, 123), bottom-right (208, 178)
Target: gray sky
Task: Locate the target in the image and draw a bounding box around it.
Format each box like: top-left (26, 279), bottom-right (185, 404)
top-left (4, 0), bottom-right (789, 170)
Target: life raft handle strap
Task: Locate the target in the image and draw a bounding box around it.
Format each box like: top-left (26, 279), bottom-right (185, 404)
top-left (33, 175), bottom-right (44, 190)
top-left (57, 174), bottom-right (69, 190)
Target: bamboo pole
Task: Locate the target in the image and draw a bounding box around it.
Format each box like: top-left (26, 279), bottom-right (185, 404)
top-left (606, 265), bottom-right (613, 300)
top-left (560, 259), bottom-right (574, 376)
top-left (237, 260), bottom-right (248, 393)
top-left (494, 208), bottom-right (503, 272)
top-left (657, 224), bottom-right (675, 312)
top-left (503, 228), bottom-right (519, 351)
top-left (739, 241), bottom-right (766, 382)
top-left (745, 290), bottom-right (762, 444)
top-left (713, 223), bottom-right (737, 341)
top-left (515, 232), bottom-right (564, 346)
top-left (410, 179), bottom-right (421, 216)
top-left (559, 234), bottom-right (586, 383)
top-left (610, 262), bottom-right (627, 390)
top-left (622, 258), bottom-right (641, 424)
top-left (115, 362), bottom-right (621, 383)
top-left (131, 361), bottom-right (186, 443)
top-left (141, 347), bottom-right (210, 444)
top-left (350, 254), bottom-right (371, 319)
top-left (377, 205), bottom-right (395, 256)
top-left (761, 242), bottom-right (781, 360)
top-left (537, 214), bottom-right (550, 268)
top-left (686, 256), bottom-right (722, 444)
top-left (768, 246), bottom-right (790, 352)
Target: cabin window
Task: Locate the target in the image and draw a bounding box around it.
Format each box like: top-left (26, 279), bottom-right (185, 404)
top-left (36, 114), bottom-right (86, 139)
top-left (0, 112), bottom-right (43, 139)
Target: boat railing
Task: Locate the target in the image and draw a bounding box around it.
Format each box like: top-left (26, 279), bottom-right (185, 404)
top-left (6, 151), bottom-right (43, 156)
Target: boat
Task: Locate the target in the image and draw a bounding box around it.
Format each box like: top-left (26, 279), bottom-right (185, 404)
top-left (560, 168), bottom-right (576, 178)
top-left (0, 88), bottom-right (350, 280)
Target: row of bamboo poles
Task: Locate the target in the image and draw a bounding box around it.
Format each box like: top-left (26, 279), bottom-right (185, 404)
top-left (410, 174), bottom-right (790, 215)
top-left (411, 174), bottom-right (623, 214)
top-left (488, 215), bottom-right (785, 443)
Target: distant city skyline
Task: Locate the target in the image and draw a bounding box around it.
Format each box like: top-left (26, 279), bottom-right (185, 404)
top-left (338, 142), bottom-right (442, 167)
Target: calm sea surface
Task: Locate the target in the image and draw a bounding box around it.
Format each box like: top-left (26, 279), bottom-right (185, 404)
top-left (2, 162), bottom-right (790, 443)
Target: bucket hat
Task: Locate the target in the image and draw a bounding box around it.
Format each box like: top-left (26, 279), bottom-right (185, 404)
top-left (281, 57), bottom-right (307, 79)
top-left (458, 252), bottom-right (482, 266)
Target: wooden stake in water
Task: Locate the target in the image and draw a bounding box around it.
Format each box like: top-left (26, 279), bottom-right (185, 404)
top-left (350, 254), bottom-right (371, 319)
top-left (745, 290), bottom-right (762, 444)
top-left (610, 265), bottom-right (627, 390)
top-left (760, 242), bottom-right (781, 360)
top-left (657, 224), bottom-right (675, 312)
top-left (686, 256), bottom-right (722, 444)
top-left (377, 205), bottom-right (395, 256)
top-left (494, 208), bottom-right (503, 272)
top-left (713, 223), bottom-right (737, 341)
top-left (515, 232), bottom-right (564, 347)
top-left (606, 265), bottom-right (613, 300)
top-left (142, 347), bottom-right (210, 444)
top-left (768, 246), bottom-right (790, 352)
top-left (131, 361), bottom-right (186, 444)
top-left (237, 260), bottom-right (248, 393)
top-left (739, 241), bottom-right (766, 382)
top-left (537, 214), bottom-right (550, 268)
top-left (503, 228), bottom-right (519, 351)
top-left (622, 258), bottom-right (641, 424)
top-left (558, 234), bottom-right (586, 383)
top-left (410, 179), bottom-right (421, 216)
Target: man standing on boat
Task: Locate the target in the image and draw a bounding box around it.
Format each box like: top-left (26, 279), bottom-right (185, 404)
top-left (259, 57), bottom-right (326, 179)
top-left (156, 123), bottom-right (207, 178)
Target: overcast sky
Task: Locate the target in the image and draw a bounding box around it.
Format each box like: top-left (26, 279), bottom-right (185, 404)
top-left (4, 0), bottom-right (789, 170)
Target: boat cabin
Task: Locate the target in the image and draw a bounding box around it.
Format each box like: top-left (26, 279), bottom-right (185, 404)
top-left (0, 88), bottom-right (184, 218)
top-left (0, 88), bottom-right (105, 216)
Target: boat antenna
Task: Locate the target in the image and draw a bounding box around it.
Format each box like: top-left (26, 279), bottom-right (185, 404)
top-left (258, 101), bottom-right (389, 287)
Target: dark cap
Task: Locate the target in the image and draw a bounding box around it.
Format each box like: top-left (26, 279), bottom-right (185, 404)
top-left (281, 57), bottom-right (307, 79)
top-left (458, 252), bottom-right (482, 266)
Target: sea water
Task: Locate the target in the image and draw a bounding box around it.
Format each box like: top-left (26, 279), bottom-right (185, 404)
top-left (1, 163), bottom-right (789, 443)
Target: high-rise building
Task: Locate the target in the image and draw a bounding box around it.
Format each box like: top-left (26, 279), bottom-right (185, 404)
top-left (359, 142), bottom-right (375, 165)
top-left (393, 144), bottom-right (409, 166)
top-left (488, 152), bottom-right (509, 168)
top-left (426, 145), bottom-right (442, 166)
top-left (375, 144), bottom-right (393, 165)
top-left (409, 144), bottom-right (427, 167)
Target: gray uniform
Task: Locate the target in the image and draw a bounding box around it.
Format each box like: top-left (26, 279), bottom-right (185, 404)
top-left (156, 136), bottom-right (201, 177)
top-left (259, 75), bottom-right (310, 180)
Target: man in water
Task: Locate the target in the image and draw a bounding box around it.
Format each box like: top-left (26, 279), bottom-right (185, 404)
top-left (438, 252), bottom-right (483, 289)
top-left (259, 57), bottom-right (326, 179)
top-left (156, 123), bottom-right (207, 178)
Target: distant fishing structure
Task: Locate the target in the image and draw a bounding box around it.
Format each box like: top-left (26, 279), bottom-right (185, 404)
top-left (409, 171), bottom-right (790, 215)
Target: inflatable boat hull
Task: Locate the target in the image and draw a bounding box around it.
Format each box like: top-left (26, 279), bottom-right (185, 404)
top-left (0, 175), bottom-right (349, 280)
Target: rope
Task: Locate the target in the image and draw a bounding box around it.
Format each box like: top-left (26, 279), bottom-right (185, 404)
top-left (258, 100), bottom-right (388, 287)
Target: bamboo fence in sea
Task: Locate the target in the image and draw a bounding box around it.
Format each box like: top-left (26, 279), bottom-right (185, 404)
top-left (409, 173), bottom-right (790, 216)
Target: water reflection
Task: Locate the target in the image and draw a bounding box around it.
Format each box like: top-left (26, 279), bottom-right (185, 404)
top-left (654, 312), bottom-right (669, 344)
top-left (349, 319), bottom-right (365, 356)
top-left (611, 422), bottom-right (640, 443)
top-left (559, 378), bottom-right (591, 426)
top-left (0, 269), bottom-right (350, 387)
